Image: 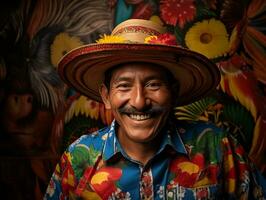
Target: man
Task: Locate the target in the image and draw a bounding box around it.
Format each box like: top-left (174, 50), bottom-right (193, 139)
top-left (45, 19), bottom-right (266, 199)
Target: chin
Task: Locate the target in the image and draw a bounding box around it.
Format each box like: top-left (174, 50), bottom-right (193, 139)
top-left (125, 128), bottom-right (160, 143)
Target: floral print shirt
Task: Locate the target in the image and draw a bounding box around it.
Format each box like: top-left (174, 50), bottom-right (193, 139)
top-left (44, 120), bottom-right (266, 199)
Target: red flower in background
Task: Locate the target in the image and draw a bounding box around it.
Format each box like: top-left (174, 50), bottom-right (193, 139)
top-left (160, 0), bottom-right (196, 28)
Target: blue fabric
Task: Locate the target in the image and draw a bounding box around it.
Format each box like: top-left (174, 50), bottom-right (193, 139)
top-left (44, 120), bottom-right (266, 199)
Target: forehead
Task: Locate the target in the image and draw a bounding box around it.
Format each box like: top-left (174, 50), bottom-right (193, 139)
top-left (110, 62), bottom-right (170, 80)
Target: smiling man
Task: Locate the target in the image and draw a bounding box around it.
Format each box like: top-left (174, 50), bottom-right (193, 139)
top-left (100, 63), bottom-right (174, 165)
top-left (44, 19), bottom-right (266, 199)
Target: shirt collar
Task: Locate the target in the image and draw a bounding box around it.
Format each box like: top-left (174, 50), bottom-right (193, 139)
top-left (102, 120), bottom-right (122, 161)
top-left (157, 125), bottom-right (187, 155)
top-left (102, 120), bottom-right (188, 162)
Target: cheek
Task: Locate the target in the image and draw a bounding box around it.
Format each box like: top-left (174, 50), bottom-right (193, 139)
top-left (109, 91), bottom-right (130, 108)
top-left (151, 90), bottom-right (172, 106)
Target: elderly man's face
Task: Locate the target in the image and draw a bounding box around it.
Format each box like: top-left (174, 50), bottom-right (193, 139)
top-left (100, 63), bottom-right (173, 143)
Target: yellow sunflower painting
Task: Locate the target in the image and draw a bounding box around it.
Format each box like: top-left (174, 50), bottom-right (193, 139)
top-left (185, 18), bottom-right (230, 59)
top-left (51, 32), bottom-right (84, 67)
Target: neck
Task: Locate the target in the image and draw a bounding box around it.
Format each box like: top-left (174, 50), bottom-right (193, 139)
top-left (117, 132), bottom-right (161, 166)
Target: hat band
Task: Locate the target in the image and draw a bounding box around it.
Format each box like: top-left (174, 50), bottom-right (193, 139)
top-left (112, 25), bottom-right (161, 36)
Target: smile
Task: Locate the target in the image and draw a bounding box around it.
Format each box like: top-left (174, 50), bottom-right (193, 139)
top-left (129, 114), bottom-right (151, 121)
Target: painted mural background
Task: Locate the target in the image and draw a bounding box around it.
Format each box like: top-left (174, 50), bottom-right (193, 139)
top-left (0, 0), bottom-right (265, 199)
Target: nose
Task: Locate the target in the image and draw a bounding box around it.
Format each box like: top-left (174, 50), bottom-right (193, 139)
top-left (129, 84), bottom-right (149, 110)
top-left (5, 94), bottom-right (33, 119)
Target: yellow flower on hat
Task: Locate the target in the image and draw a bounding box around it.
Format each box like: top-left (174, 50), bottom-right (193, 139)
top-left (185, 18), bottom-right (230, 59)
top-left (144, 35), bottom-right (158, 43)
top-left (96, 34), bottom-right (126, 44)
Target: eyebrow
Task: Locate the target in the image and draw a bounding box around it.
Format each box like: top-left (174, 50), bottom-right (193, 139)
top-left (112, 77), bottom-right (133, 84)
top-left (143, 75), bottom-right (167, 82)
top-left (112, 75), bottom-right (167, 84)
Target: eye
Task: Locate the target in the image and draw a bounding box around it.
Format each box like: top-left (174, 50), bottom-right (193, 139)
top-left (146, 81), bottom-right (163, 90)
top-left (116, 82), bottom-right (132, 91)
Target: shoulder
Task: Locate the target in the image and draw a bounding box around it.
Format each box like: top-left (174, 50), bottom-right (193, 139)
top-left (176, 121), bottom-right (228, 156)
top-left (67, 126), bottom-right (110, 154)
top-left (177, 120), bottom-right (226, 141)
top-left (60, 126), bottom-right (111, 179)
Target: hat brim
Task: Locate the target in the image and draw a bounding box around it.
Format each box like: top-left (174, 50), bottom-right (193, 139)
top-left (58, 43), bottom-right (220, 106)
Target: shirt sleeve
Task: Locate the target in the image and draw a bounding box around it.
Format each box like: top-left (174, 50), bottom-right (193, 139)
top-left (221, 134), bottom-right (266, 199)
top-left (44, 151), bottom-right (76, 199)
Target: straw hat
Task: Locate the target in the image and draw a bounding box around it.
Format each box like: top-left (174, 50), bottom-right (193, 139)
top-left (58, 19), bottom-right (220, 106)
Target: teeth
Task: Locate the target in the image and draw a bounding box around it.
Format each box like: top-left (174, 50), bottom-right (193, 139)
top-left (129, 114), bottom-right (151, 120)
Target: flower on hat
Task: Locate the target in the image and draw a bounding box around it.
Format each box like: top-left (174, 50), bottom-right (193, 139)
top-left (144, 33), bottom-right (177, 45)
top-left (160, 0), bottom-right (196, 28)
top-left (96, 34), bottom-right (126, 43)
top-left (185, 18), bottom-right (230, 59)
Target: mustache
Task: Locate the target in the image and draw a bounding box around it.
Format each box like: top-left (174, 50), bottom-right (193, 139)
top-left (118, 105), bottom-right (165, 116)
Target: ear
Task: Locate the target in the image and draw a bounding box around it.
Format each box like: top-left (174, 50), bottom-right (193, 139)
top-left (99, 84), bottom-right (111, 109)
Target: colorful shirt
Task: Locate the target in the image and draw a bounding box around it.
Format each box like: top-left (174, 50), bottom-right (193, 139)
top-left (44, 120), bottom-right (266, 199)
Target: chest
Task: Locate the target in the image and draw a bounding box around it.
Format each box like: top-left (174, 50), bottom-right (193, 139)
top-left (77, 155), bottom-right (221, 200)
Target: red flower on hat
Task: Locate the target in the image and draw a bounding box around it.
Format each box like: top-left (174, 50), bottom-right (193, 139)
top-left (145, 33), bottom-right (177, 45)
top-left (160, 0), bottom-right (196, 28)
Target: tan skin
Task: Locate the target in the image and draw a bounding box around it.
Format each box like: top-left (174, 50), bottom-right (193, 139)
top-left (100, 63), bottom-right (174, 165)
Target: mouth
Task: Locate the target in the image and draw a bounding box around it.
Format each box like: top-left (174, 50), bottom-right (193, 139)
top-left (128, 114), bottom-right (152, 121)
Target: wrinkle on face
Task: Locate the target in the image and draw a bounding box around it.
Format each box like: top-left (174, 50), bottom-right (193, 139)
top-left (100, 62), bottom-right (174, 144)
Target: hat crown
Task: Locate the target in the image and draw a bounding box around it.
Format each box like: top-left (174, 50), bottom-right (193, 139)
top-left (111, 19), bottom-right (166, 43)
